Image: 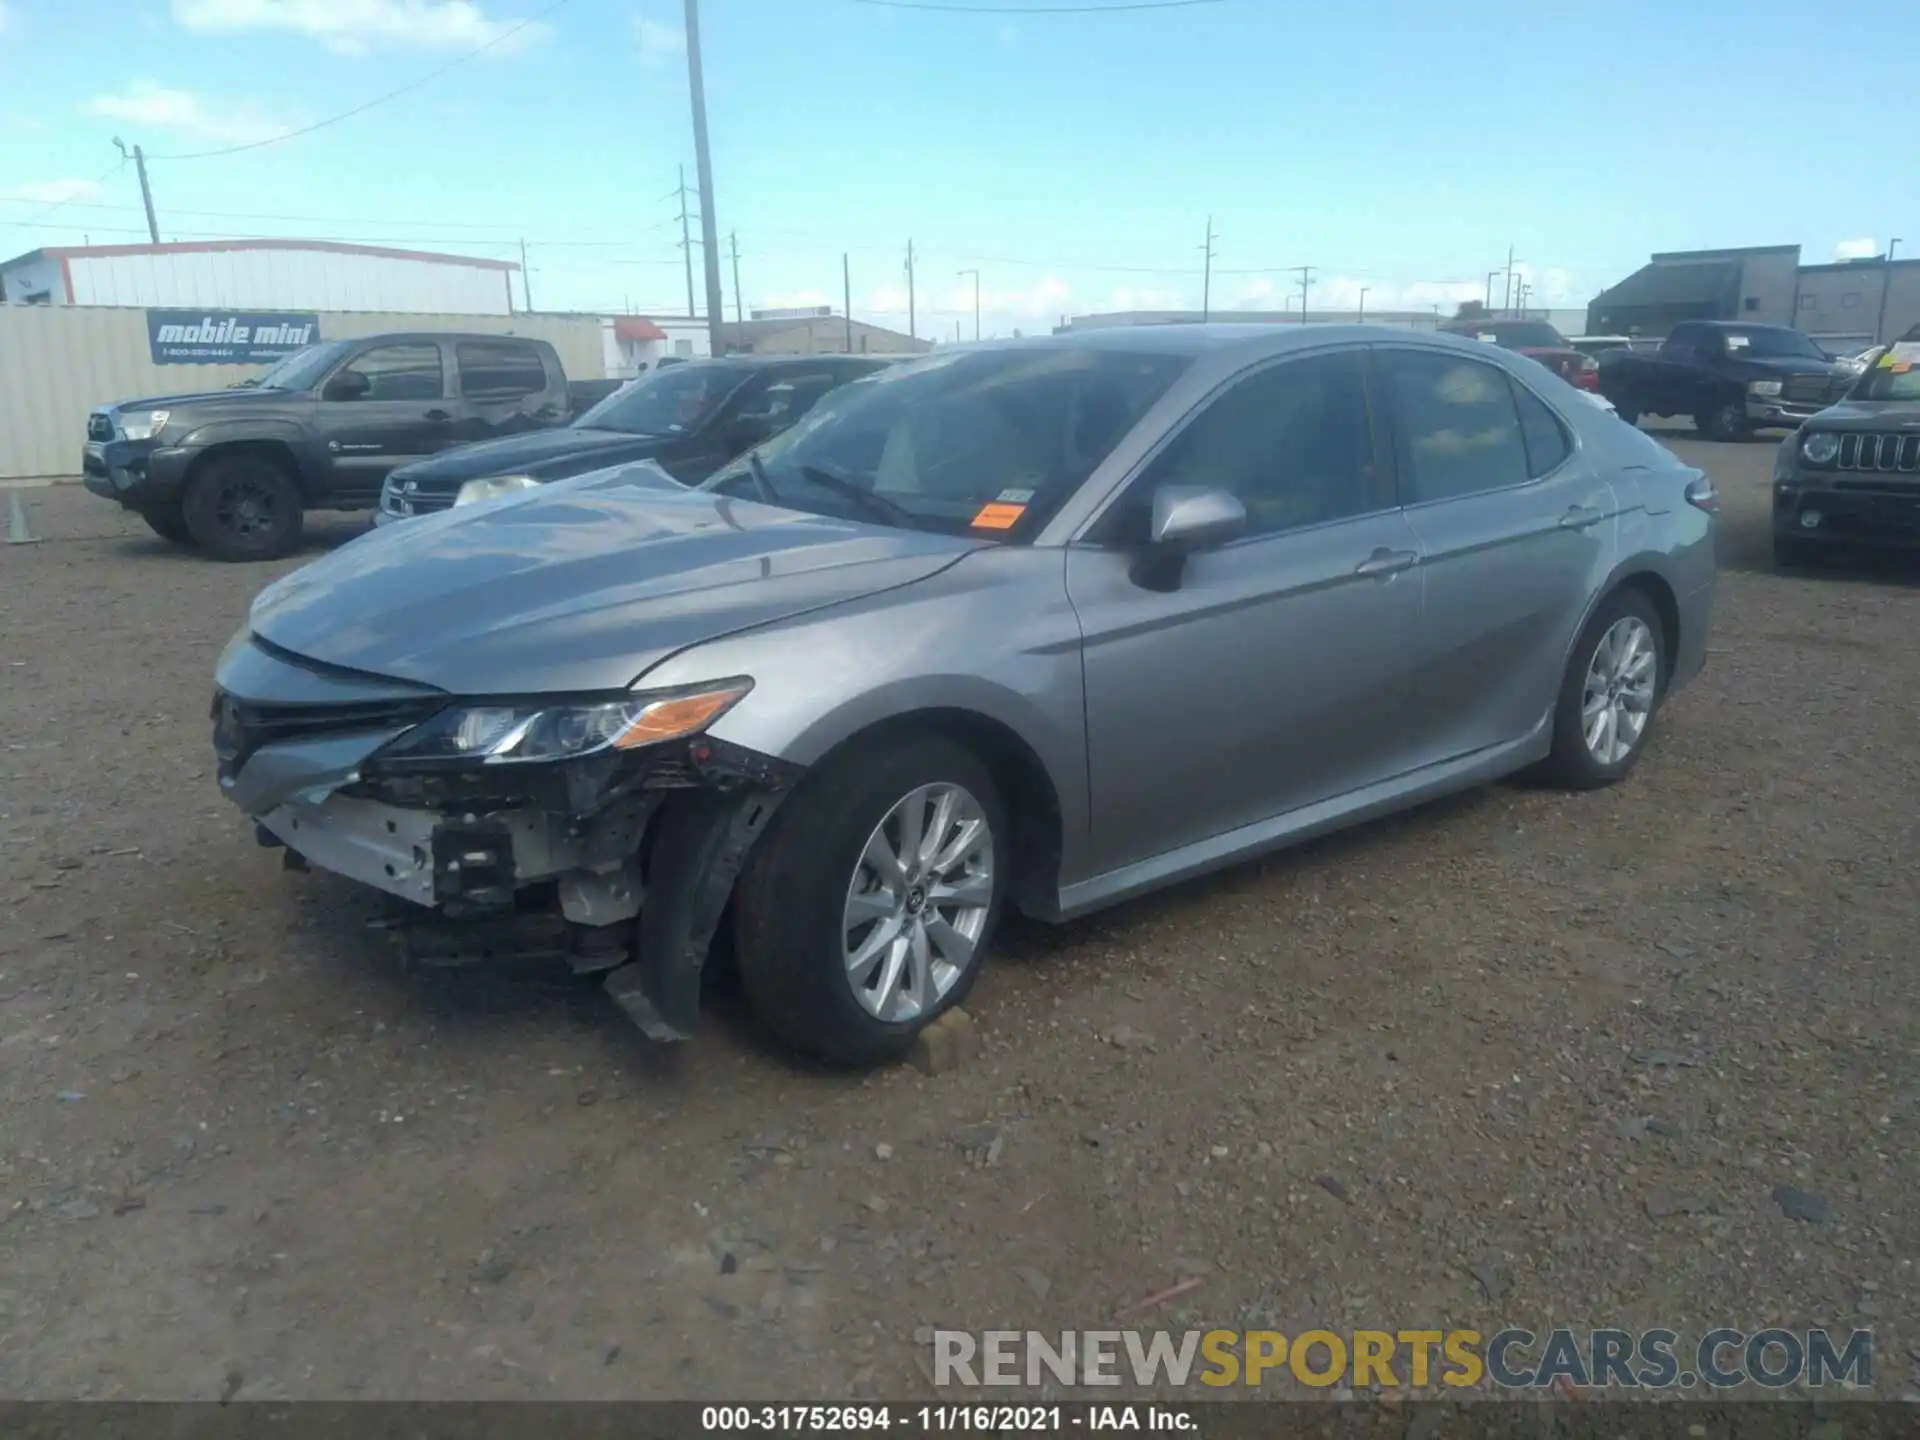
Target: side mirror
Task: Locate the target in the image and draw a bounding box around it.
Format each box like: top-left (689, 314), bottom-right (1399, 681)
top-left (1130, 486), bottom-right (1245, 592)
top-left (323, 369), bottom-right (370, 402)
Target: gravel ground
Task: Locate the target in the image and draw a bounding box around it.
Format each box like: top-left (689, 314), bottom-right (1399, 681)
top-left (1, 433), bottom-right (1916, 1403)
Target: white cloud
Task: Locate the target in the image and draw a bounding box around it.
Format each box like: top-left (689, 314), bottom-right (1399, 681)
top-left (1835, 237), bottom-right (1878, 261)
top-left (171, 0), bottom-right (550, 56)
top-left (635, 15), bottom-right (684, 67)
top-left (0, 2), bottom-right (13, 36)
top-left (84, 82), bottom-right (289, 145)
top-left (0, 178), bottom-right (103, 205)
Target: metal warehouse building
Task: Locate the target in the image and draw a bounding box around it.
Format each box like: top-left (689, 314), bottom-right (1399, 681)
top-left (0, 239), bottom-right (522, 315)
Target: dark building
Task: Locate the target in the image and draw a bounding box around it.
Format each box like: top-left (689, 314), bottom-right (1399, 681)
top-left (1589, 244), bottom-right (1920, 348)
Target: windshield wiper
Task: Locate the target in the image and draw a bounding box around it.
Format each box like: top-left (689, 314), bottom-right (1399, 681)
top-left (798, 463), bottom-right (918, 529)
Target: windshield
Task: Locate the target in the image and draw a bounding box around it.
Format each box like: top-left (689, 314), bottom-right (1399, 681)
top-left (574, 363), bottom-right (746, 435)
top-left (699, 346), bottom-right (1191, 540)
top-left (1453, 322), bottom-right (1567, 350)
top-left (252, 340), bottom-right (351, 392)
top-left (1852, 342), bottom-right (1920, 400)
top-left (1719, 327), bottom-right (1826, 360)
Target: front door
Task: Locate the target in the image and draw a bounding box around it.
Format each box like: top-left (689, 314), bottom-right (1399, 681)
top-left (315, 341), bottom-right (453, 505)
top-left (1065, 347), bottom-right (1424, 878)
top-left (1375, 345), bottom-right (1620, 766)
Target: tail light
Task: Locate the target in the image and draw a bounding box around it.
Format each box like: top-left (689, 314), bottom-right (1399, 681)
top-left (1684, 475), bottom-right (1718, 512)
top-left (1574, 355), bottom-right (1600, 390)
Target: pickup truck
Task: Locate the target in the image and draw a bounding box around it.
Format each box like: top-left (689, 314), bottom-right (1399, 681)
top-left (1597, 320), bottom-right (1856, 441)
top-left (83, 331), bottom-right (575, 560)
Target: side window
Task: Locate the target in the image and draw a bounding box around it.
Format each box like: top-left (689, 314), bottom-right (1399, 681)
top-left (456, 340), bottom-right (548, 399)
top-left (333, 343), bottom-right (443, 402)
top-left (1511, 380), bottom-right (1572, 477)
top-left (1378, 349), bottom-right (1530, 503)
top-left (1130, 351), bottom-right (1380, 541)
top-left (731, 372), bottom-right (844, 429)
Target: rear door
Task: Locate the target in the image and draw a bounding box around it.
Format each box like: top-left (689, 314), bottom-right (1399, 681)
top-left (1064, 346), bottom-right (1425, 876)
top-left (658, 367), bottom-right (856, 484)
top-left (313, 340), bottom-right (452, 505)
top-left (452, 338), bottom-right (566, 449)
top-left (1378, 345), bottom-right (1619, 767)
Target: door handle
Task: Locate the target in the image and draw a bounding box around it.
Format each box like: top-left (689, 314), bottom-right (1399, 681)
top-left (1354, 547), bottom-right (1419, 578)
top-left (424, 409), bottom-right (452, 423)
top-left (1559, 503), bottom-right (1604, 530)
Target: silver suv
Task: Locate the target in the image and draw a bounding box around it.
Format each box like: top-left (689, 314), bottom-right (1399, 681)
top-left (213, 326), bottom-right (1718, 1065)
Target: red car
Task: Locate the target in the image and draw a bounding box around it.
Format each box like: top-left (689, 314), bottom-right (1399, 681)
top-left (1439, 319), bottom-right (1601, 391)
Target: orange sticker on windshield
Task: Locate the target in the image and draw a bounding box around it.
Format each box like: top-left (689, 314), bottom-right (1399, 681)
top-left (971, 502), bottom-right (1027, 530)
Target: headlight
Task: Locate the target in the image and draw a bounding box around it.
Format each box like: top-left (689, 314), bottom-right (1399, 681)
top-left (374, 680), bottom-right (753, 766)
top-left (454, 474), bottom-right (540, 508)
top-left (120, 410), bottom-right (170, 440)
top-left (1801, 431), bottom-right (1840, 465)
top-left (1747, 380), bottom-right (1782, 398)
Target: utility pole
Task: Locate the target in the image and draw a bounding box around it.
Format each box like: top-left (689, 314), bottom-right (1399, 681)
top-left (957, 268), bottom-right (980, 341)
top-left (677, 164), bottom-right (696, 319)
top-left (905, 238), bottom-right (916, 342)
top-left (1485, 270), bottom-right (1499, 311)
top-left (843, 252), bottom-right (853, 353)
top-left (1357, 286), bottom-right (1369, 323)
top-left (1502, 245), bottom-right (1517, 315)
top-left (518, 238), bottom-right (533, 311)
top-left (728, 230), bottom-right (743, 324)
top-left (1874, 237), bottom-right (1903, 344)
top-left (1291, 265), bottom-right (1315, 324)
top-left (683, 0), bottom-right (726, 355)
top-left (1199, 216), bottom-right (1216, 321)
top-left (113, 139), bottom-right (160, 244)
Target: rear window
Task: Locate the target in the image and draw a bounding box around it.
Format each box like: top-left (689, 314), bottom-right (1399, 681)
top-left (457, 340), bottom-right (549, 399)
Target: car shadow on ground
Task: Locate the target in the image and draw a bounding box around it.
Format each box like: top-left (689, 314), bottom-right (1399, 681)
top-left (110, 511), bottom-right (376, 562)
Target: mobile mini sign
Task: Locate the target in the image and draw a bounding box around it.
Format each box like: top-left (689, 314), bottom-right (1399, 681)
top-left (146, 310), bottom-right (321, 365)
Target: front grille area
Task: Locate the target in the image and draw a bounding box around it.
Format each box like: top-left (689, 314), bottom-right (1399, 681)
top-left (212, 691), bottom-right (442, 772)
top-left (87, 413), bottom-right (113, 442)
top-left (1783, 374), bottom-right (1846, 405)
top-left (1837, 433), bottom-right (1920, 473)
top-left (380, 479), bottom-right (457, 518)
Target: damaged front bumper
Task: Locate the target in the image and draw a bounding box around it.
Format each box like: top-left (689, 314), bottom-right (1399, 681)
top-left (212, 635), bottom-right (801, 1040)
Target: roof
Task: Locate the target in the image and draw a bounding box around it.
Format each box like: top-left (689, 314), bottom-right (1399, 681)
top-left (1591, 258), bottom-right (1739, 310)
top-left (1798, 256), bottom-right (1920, 275)
top-left (0, 239), bottom-right (518, 272)
top-left (1648, 244), bottom-right (1800, 261)
top-left (613, 316), bottom-right (668, 342)
top-left (717, 315), bottom-right (916, 344)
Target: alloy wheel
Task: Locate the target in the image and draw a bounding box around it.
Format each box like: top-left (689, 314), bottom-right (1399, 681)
top-left (213, 476), bottom-right (281, 538)
top-left (842, 782), bottom-right (994, 1023)
top-left (1581, 616), bottom-right (1657, 766)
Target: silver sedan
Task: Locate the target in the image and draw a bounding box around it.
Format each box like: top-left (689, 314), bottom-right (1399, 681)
top-left (212, 325), bottom-right (1717, 1065)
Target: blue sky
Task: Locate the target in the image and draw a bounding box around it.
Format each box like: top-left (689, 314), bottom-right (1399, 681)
top-left (1, 0), bottom-right (1916, 339)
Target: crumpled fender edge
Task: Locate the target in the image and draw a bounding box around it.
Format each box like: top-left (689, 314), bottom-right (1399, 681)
top-left (604, 786), bottom-right (786, 1041)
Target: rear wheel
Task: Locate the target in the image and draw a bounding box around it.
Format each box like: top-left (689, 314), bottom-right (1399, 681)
top-left (733, 735), bottom-right (1006, 1067)
top-left (1543, 589), bottom-right (1666, 791)
top-left (139, 506), bottom-right (191, 546)
top-left (182, 454), bottom-right (304, 562)
top-left (1611, 398), bottom-right (1641, 426)
top-left (1695, 399), bottom-right (1751, 442)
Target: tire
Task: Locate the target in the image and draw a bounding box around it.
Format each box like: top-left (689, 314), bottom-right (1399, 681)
top-left (1613, 402), bottom-right (1641, 427)
top-left (139, 506), bottom-right (192, 546)
top-left (181, 453), bottom-right (304, 562)
top-left (1542, 588), bottom-right (1667, 791)
top-left (1694, 399), bottom-right (1751, 442)
top-left (733, 734), bottom-right (1008, 1066)
top-left (1774, 532), bottom-right (1820, 569)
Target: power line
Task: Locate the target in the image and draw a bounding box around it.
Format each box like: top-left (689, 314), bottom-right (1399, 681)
top-left (142, 0), bottom-right (579, 160)
top-left (8, 160), bottom-right (128, 230)
top-left (852, 0), bottom-right (1224, 12)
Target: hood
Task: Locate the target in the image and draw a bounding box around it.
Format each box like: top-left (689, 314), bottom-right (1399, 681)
top-left (248, 467), bottom-right (983, 696)
top-left (1804, 398), bottom-right (1920, 431)
top-left (1731, 355), bottom-right (1851, 379)
top-left (106, 386), bottom-right (293, 412)
top-left (387, 426), bottom-right (664, 488)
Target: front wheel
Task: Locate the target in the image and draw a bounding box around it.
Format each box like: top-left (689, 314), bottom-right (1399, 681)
top-left (1542, 589), bottom-right (1667, 791)
top-left (1695, 399), bottom-right (1751, 442)
top-left (182, 454), bottom-right (304, 561)
top-left (733, 735), bottom-right (1007, 1066)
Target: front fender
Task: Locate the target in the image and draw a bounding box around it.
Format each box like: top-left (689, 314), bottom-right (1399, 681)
top-left (175, 420), bottom-right (322, 492)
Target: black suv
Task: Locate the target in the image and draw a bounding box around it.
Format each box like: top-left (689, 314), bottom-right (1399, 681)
top-left (375, 355), bottom-right (891, 525)
top-left (1771, 327), bottom-right (1920, 566)
top-left (84, 332), bottom-right (572, 560)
